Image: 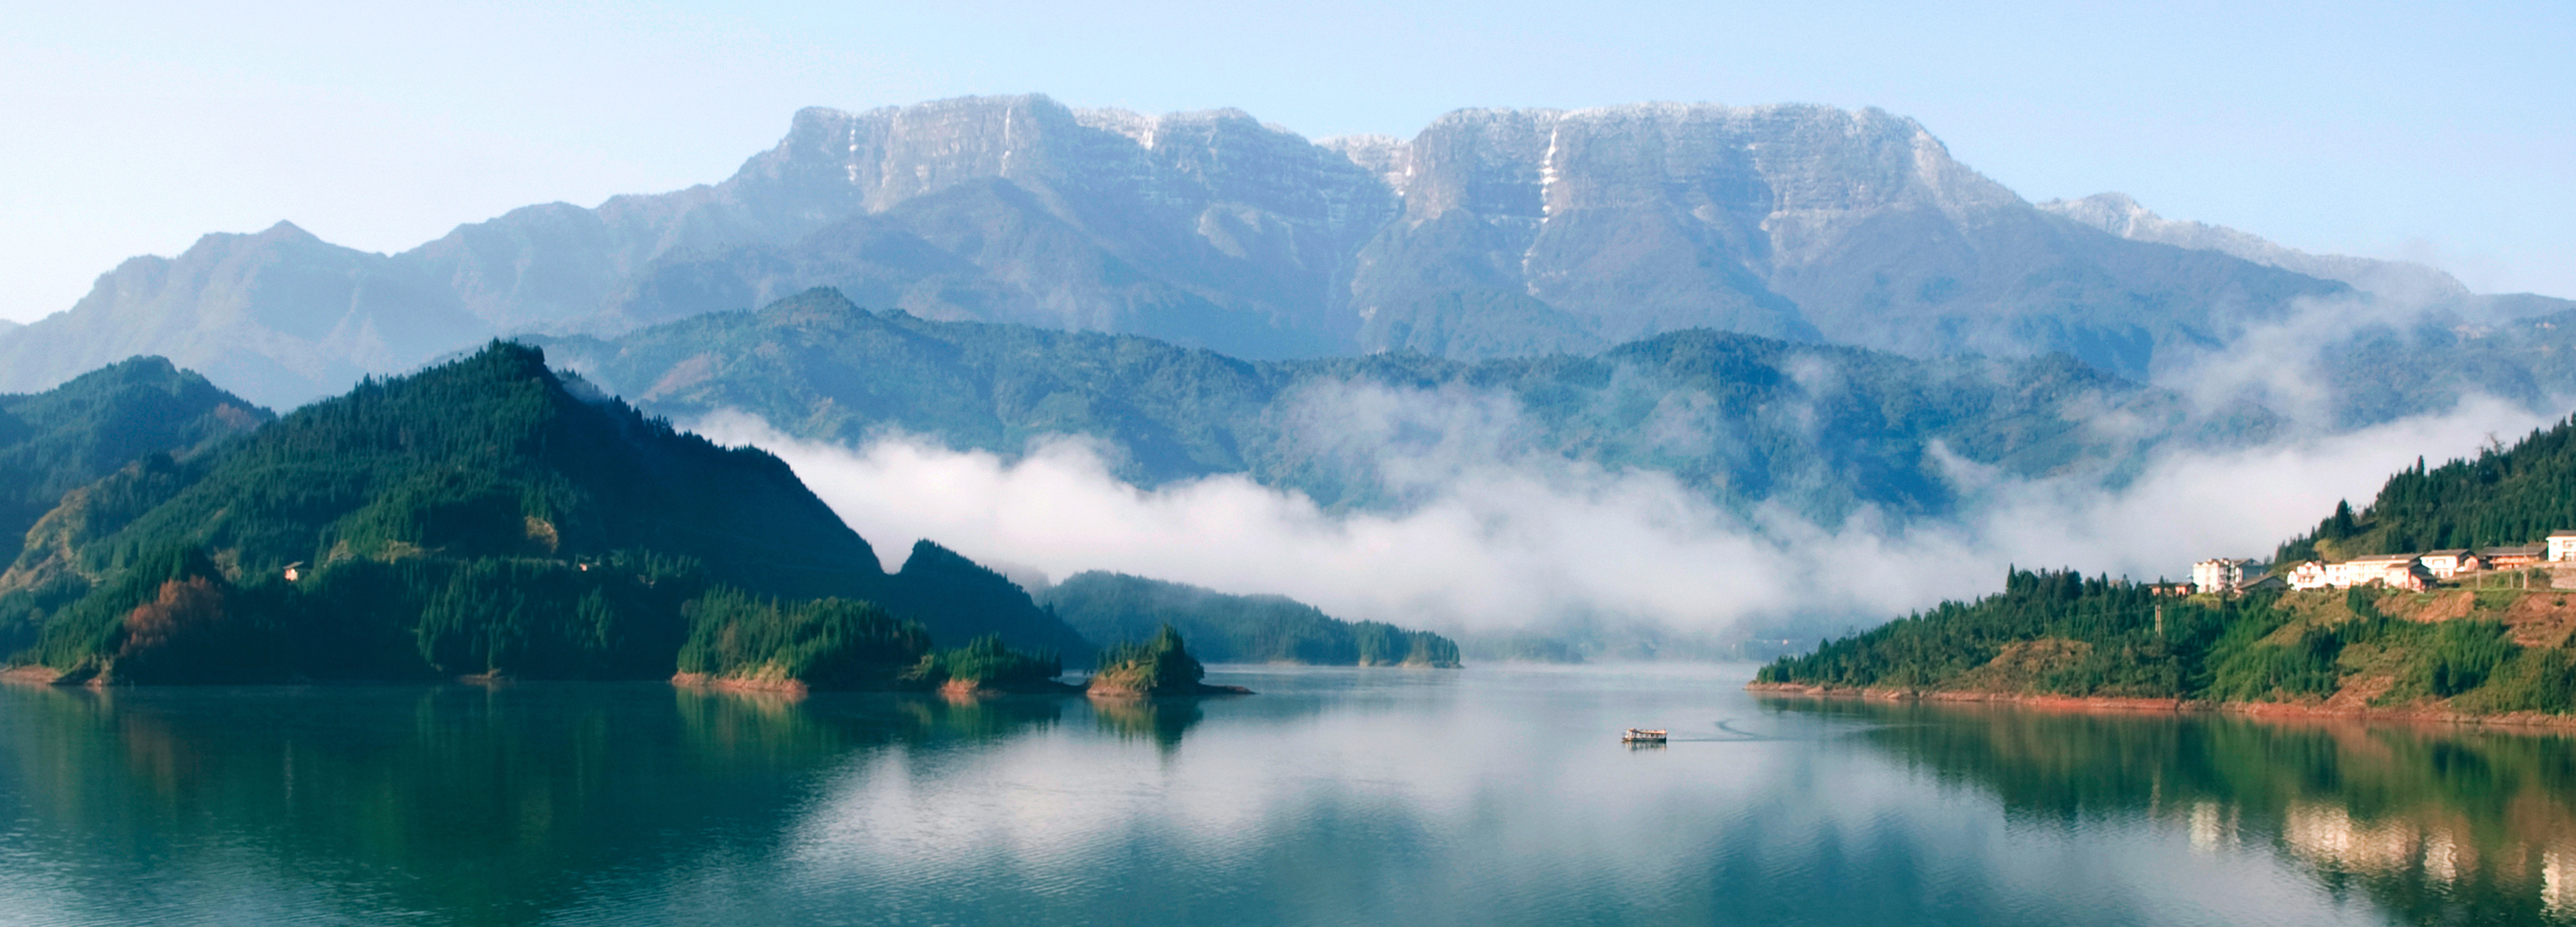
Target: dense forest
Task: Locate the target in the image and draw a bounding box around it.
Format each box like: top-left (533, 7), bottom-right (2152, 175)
top-left (539, 287), bottom-right (2277, 523)
top-left (2276, 414), bottom-right (2576, 563)
top-left (0, 343), bottom-right (1084, 684)
top-left (0, 357), bottom-right (269, 565)
top-left (1038, 571), bottom-right (1460, 667)
top-left (674, 588), bottom-right (1065, 692)
top-left (1760, 414), bottom-right (2576, 715)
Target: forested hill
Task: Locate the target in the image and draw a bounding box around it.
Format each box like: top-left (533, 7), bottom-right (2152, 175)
top-left (0, 343), bottom-right (1087, 680)
top-left (2274, 414), bottom-right (2576, 564)
top-left (0, 357), bottom-right (269, 566)
top-left (540, 287), bottom-right (2275, 522)
top-left (1756, 415), bottom-right (2576, 717)
top-left (1037, 571), bottom-right (1460, 667)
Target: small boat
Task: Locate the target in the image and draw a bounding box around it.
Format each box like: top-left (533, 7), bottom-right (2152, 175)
top-left (1621, 728), bottom-right (1668, 744)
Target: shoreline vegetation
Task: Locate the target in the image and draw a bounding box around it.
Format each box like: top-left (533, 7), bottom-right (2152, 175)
top-left (1039, 571), bottom-right (1461, 669)
top-left (0, 346), bottom-right (1454, 694)
top-left (1085, 625), bottom-right (1252, 698)
top-left (1755, 414), bottom-right (2576, 728)
top-left (0, 343), bottom-right (1084, 688)
top-left (1754, 571), bottom-right (2576, 728)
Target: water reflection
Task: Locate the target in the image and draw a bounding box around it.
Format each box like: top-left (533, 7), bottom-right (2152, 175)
top-left (1087, 696), bottom-right (1204, 750)
top-left (0, 683), bottom-right (1070, 926)
top-left (12, 668), bottom-right (2574, 925)
top-left (1763, 697), bottom-right (2576, 925)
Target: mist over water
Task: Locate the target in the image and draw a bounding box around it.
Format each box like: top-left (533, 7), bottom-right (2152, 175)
top-left (698, 387), bottom-right (2552, 641)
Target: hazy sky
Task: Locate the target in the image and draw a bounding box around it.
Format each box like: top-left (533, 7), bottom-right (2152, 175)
top-left (3, 0), bottom-right (2569, 324)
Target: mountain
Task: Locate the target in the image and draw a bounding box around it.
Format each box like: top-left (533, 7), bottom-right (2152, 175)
top-left (2042, 192), bottom-right (2576, 323)
top-left (3, 95), bottom-right (2377, 408)
top-left (1333, 105), bottom-right (2339, 373)
top-left (2266, 303), bottom-right (2576, 430)
top-left (1036, 571), bottom-right (1460, 667)
top-left (2041, 193), bottom-right (2468, 300)
top-left (0, 343), bottom-right (1089, 679)
top-left (536, 288), bottom-right (2272, 522)
top-left (1754, 414), bottom-right (2576, 718)
top-left (0, 357), bottom-right (270, 566)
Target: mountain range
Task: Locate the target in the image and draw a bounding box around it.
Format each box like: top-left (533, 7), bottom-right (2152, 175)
top-left (533, 287), bottom-right (2268, 522)
top-left (8, 94), bottom-right (2560, 412)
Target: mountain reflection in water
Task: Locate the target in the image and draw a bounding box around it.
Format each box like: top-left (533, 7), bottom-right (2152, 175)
top-left (1, 665), bottom-right (2570, 925)
top-left (1763, 697), bottom-right (2576, 925)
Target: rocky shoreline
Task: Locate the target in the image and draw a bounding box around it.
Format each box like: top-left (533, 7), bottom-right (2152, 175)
top-left (1744, 682), bottom-right (2576, 730)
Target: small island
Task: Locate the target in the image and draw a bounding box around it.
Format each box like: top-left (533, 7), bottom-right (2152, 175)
top-left (1085, 625), bottom-right (1251, 697)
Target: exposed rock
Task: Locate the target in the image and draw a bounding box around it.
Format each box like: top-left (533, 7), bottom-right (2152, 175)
top-left (3, 95), bottom-right (2391, 407)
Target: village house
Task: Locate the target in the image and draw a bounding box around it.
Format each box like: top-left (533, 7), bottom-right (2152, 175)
top-left (2214, 532), bottom-right (2567, 596)
top-left (2191, 558), bottom-right (2266, 594)
top-left (2343, 554), bottom-right (2434, 591)
top-left (2418, 550), bottom-right (2480, 578)
top-left (2286, 555), bottom-right (2435, 592)
top-left (2487, 545), bottom-right (2544, 568)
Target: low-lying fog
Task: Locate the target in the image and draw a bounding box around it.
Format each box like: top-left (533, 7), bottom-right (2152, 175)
top-left (694, 292), bottom-right (2568, 646)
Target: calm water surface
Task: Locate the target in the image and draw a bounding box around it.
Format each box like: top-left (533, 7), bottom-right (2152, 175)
top-left (3, 663), bottom-right (2573, 926)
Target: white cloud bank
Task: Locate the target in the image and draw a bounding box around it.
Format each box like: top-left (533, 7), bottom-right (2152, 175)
top-left (695, 391), bottom-right (2552, 638)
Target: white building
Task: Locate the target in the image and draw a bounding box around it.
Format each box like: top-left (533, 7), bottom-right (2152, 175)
top-left (2550, 531), bottom-right (2576, 562)
top-left (2336, 554), bottom-right (2433, 592)
top-left (2418, 550), bottom-right (2478, 578)
top-left (2191, 558), bottom-right (2266, 594)
top-left (2289, 561), bottom-right (2331, 590)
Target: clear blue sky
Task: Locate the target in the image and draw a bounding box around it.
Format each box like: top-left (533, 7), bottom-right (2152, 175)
top-left (4, 0), bottom-right (2569, 323)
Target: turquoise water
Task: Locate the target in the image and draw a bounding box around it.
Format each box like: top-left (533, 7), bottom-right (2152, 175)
top-left (3, 664), bottom-right (2571, 926)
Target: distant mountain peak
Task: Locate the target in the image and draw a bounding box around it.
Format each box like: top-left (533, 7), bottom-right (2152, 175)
top-left (7, 94), bottom-right (2420, 407)
top-left (2039, 191), bottom-right (2468, 300)
top-left (256, 220), bottom-right (317, 241)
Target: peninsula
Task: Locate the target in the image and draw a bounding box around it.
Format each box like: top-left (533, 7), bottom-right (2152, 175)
top-left (1754, 415), bottom-right (2576, 725)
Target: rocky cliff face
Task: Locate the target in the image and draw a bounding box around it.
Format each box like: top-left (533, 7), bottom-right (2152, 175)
top-left (3, 95), bottom-right (2369, 407)
top-left (1344, 104), bottom-right (2343, 373)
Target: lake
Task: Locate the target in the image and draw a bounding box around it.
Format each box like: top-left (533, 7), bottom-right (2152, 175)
top-left (3, 663), bottom-right (2573, 926)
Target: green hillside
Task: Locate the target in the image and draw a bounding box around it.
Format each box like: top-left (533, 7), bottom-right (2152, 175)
top-left (1756, 569), bottom-right (2575, 714)
top-left (539, 288), bottom-right (2275, 523)
top-left (0, 343), bottom-right (1084, 683)
top-left (0, 357), bottom-right (270, 565)
top-left (2275, 414), bottom-right (2576, 563)
top-left (1757, 414), bottom-right (2576, 716)
top-left (1039, 571), bottom-right (1460, 667)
